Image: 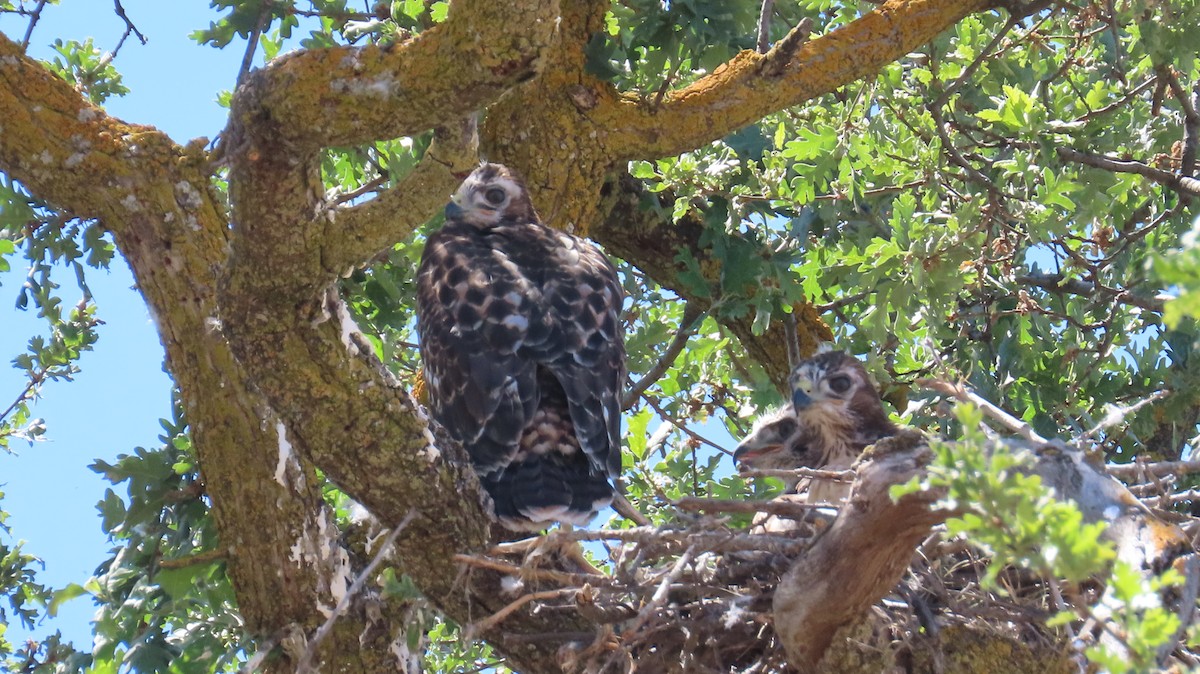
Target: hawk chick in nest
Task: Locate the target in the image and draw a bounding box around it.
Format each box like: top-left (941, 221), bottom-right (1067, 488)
top-left (734, 349), bottom-right (896, 504)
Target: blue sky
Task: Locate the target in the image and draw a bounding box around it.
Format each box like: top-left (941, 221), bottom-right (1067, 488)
top-left (1, 3), bottom-right (746, 655)
top-left (0, 0), bottom-right (245, 649)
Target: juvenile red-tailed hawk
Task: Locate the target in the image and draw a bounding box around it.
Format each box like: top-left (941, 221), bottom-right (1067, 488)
top-left (415, 163), bottom-right (625, 530)
top-left (734, 349), bottom-right (896, 503)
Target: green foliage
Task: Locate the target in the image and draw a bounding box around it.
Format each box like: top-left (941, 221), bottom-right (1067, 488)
top-left (83, 398), bottom-right (241, 674)
top-left (0, 490), bottom-right (50, 657)
top-left (588, 0), bottom-right (758, 86)
top-left (5, 0), bottom-right (1200, 671)
top-left (1156, 218), bottom-right (1200, 329)
top-left (897, 405), bottom-right (1115, 586)
top-left (422, 619), bottom-right (507, 673)
top-left (45, 38), bottom-right (129, 105)
top-left (896, 405), bottom-right (1185, 672)
top-left (1084, 561), bottom-right (1184, 674)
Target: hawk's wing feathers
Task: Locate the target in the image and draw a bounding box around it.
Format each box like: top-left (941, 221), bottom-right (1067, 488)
top-left (416, 163), bottom-right (625, 530)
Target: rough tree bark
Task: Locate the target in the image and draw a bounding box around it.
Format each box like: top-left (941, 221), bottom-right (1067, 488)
top-left (0, 0), bottom-right (1005, 670)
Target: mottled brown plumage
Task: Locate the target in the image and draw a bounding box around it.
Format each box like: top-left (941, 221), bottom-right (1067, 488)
top-left (734, 349), bottom-right (896, 503)
top-left (415, 163), bottom-right (625, 530)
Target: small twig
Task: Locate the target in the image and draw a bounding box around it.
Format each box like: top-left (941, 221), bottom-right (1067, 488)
top-left (20, 0), bottom-right (49, 49)
top-left (1015, 272), bottom-right (1167, 312)
top-left (623, 545), bottom-right (696, 635)
top-left (112, 1), bottom-right (148, 46)
top-left (236, 7), bottom-right (272, 87)
top-left (1106, 459), bottom-right (1200, 479)
top-left (675, 495), bottom-right (834, 516)
top-left (1163, 68), bottom-right (1200, 177)
top-left (295, 510), bottom-right (415, 673)
top-left (467, 588), bottom-right (577, 637)
top-left (0, 377), bottom-right (40, 431)
top-left (1141, 489), bottom-right (1200, 508)
top-left (501, 631), bottom-right (596, 643)
top-left (917, 378), bottom-right (1050, 444)
top-left (329, 175), bottom-right (390, 207)
top-left (755, 0), bottom-right (776, 53)
top-left (815, 289), bottom-right (873, 313)
top-left (759, 18), bottom-right (812, 77)
top-left (1082, 390), bottom-right (1169, 440)
top-left (641, 395), bottom-right (729, 455)
top-left (494, 525), bottom-right (810, 556)
top-left (1057, 147), bottom-right (1200, 197)
top-left (157, 548), bottom-right (225, 570)
top-left (738, 467), bottom-right (857, 482)
top-left (622, 302), bottom-right (706, 410)
top-left (1071, 76), bottom-right (1157, 123)
top-left (238, 633), bottom-right (280, 674)
top-left (932, 18), bottom-right (1017, 110)
top-left (452, 553), bottom-right (607, 587)
top-left (1188, 81), bottom-right (1200, 177)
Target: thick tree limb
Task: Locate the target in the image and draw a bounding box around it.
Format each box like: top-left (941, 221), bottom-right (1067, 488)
top-left (602, 0), bottom-right (993, 160)
top-left (0, 32), bottom-right (147, 217)
top-left (0, 31), bottom-right (395, 671)
top-left (320, 116), bottom-right (479, 275)
top-left (772, 431), bottom-right (944, 668)
top-left (483, 0), bottom-right (994, 234)
top-left (241, 0), bottom-right (561, 150)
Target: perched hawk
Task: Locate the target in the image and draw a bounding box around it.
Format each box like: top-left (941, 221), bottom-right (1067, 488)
top-left (734, 349), bottom-right (896, 503)
top-left (415, 163), bottom-right (625, 531)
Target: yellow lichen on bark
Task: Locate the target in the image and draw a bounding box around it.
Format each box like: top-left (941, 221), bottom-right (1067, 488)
top-left (602, 0), bottom-right (991, 159)
top-left (482, 0), bottom-right (990, 238)
top-left (247, 0), bottom-right (562, 150)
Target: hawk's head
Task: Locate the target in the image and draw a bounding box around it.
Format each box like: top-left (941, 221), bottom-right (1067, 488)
top-left (732, 405), bottom-right (804, 470)
top-left (788, 349), bottom-right (896, 451)
top-left (446, 162), bottom-right (539, 228)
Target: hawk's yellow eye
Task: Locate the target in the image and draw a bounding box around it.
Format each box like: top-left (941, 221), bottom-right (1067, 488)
top-left (484, 187), bottom-right (507, 205)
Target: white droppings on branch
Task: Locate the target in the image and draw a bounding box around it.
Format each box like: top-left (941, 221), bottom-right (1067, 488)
top-left (296, 511), bottom-right (415, 674)
top-left (332, 297), bottom-right (361, 356)
top-left (274, 420), bottom-right (298, 488)
top-left (330, 73), bottom-right (397, 99)
top-left (174, 180), bottom-right (204, 210)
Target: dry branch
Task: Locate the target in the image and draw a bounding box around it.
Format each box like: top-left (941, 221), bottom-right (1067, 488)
top-left (772, 432), bottom-right (945, 668)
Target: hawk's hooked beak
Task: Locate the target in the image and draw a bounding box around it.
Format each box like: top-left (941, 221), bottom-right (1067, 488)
top-left (444, 200), bottom-right (464, 220)
top-left (733, 441), bottom-right (780, 465)
top-left (792, 387), bottom-right (813, 410)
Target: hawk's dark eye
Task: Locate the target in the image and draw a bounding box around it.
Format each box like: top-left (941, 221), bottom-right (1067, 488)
top-left (827, 375), bottom-right (852, 394)
top-left (484, 187), bottom-right (507, 206)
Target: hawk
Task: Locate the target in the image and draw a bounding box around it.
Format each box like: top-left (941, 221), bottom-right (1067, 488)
top-left (734, 349), bottom-right (896, 503)
top-left (415, 163), bottom-right (625, 531)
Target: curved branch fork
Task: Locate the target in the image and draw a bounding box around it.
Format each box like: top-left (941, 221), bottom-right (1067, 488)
top-left (215, 0), bottom-right (564, 625)
top-left (772, 431), bottom-right (944, 669)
